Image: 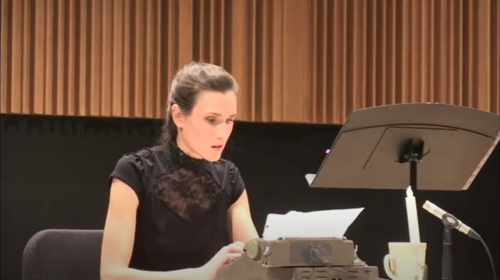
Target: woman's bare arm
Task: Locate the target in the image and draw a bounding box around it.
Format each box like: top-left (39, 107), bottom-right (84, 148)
top-left (100, 178), bottom-right (200, 280)
top-left (227, 190), bottom-right (259, 243)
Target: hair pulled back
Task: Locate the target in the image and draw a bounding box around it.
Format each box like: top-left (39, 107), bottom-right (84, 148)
top-left (159, 62), bottom-right (239, 144)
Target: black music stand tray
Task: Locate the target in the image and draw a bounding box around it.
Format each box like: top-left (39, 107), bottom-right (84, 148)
top-left (306, 103), bottom-right (500, 192)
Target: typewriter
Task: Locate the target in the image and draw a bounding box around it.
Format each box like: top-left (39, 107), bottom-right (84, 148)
top-left (216, 237), bottom-right (379, 280)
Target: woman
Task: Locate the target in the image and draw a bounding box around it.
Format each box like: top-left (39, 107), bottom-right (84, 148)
top-left (100, 62), bottom-right (260, 280)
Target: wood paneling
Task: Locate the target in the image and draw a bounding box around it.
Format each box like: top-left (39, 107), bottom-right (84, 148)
top-left (1, 0), bottom-right (498, 123)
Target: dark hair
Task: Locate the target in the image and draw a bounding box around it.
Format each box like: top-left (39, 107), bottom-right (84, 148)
top-left (159, 61), bottom-right (239, 144)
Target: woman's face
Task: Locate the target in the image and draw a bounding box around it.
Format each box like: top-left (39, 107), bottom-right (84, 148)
top-left (173, 90), bottom-right (237, 162)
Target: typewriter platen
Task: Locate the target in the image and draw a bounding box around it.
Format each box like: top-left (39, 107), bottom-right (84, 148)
top-left (216, 238), bottom-right (379, 280)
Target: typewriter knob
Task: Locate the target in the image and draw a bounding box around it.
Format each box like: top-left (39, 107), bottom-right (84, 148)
top-left (244, 239), bottom-right (261, 260)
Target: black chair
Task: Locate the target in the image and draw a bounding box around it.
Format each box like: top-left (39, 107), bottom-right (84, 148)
top-left (22, 229), bottom-right (103, 280)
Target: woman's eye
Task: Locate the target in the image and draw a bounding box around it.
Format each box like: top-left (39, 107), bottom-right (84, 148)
top-left (206, 118), bottom-right (217, 124)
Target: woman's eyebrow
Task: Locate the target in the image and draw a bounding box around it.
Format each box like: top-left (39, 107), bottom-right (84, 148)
top-left (205, 112), bottom-right (237, 117)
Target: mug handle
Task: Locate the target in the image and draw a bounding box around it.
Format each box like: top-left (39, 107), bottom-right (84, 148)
top-left (383, 254), bottom-right (397, 280)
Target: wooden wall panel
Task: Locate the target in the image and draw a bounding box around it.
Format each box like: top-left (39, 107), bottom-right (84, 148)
top-left (1, 0), bottom-right (499, 124)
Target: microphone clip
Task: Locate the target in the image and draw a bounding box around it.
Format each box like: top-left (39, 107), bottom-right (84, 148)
top-left (442, 213), bottom-right (460, 230)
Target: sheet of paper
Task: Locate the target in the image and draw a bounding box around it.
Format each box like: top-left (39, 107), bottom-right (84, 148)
top-left (262, 207), bottom-right (364, 240)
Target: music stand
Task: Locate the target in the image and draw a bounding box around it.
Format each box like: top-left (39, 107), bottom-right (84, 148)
top-left (305, 103), bottom-right (500, 280)
top-left (306, 103), bottom-right (500, 192)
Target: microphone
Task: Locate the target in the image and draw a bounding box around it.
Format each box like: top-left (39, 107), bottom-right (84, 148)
top-left (422, 200), bottom-right (481, 240)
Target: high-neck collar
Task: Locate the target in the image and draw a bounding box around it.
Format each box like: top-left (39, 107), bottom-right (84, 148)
top-left (167, 140), bottom-right (207, 170)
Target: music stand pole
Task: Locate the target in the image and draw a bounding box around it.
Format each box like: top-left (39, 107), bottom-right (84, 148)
top-left (410, 159), bottom-right (418, 191)
top-left (399, 139), bottom-right (424, 192)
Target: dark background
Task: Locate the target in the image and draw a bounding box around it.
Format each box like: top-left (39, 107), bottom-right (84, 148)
top-left (1, 114), bottom-right (499, 280)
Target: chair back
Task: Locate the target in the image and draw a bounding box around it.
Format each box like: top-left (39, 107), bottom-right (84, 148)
top-left (22, 229), bottom-right (103, 280)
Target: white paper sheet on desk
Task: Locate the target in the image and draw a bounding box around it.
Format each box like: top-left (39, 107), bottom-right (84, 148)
top-left (262, 208), bottom-right (364, 240)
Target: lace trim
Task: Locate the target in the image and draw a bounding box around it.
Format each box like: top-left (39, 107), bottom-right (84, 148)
top-left (167, 140), bottom-right (207, 171)
top-left (151, 140), bottom-right (223, 222)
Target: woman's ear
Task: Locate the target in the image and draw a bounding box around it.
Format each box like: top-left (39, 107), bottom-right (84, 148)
top-left (171, 104), bottom-right (185, 129)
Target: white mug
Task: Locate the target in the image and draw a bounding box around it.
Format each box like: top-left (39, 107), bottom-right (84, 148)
top-left (383, 242), bottom-right (427, 280)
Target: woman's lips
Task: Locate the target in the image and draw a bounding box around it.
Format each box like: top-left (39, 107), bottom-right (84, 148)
top-left (211, 145), bottom-right (223, 151)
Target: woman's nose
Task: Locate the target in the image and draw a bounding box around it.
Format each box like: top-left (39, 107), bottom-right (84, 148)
top-left (215, 124), bottom-right (231, 139)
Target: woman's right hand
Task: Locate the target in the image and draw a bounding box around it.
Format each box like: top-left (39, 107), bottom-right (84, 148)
top-left (196, 242), bottom-right (245, 280)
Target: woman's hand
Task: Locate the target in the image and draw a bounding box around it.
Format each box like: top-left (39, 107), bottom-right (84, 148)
top-left (197, 242), bottom-right (245, 280)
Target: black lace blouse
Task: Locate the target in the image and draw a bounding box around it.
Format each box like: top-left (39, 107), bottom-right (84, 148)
top-left (109, 141), bottom-right (245, 271)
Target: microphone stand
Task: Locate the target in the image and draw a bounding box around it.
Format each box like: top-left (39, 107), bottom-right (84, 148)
top-left (441, 213), bottom-right (454, 280)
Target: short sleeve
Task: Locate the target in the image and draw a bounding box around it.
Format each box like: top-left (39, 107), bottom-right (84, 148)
top-left (228, 163), bottom-right (245, 205)
top-left (109, 154), bottom-right (145, 199)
